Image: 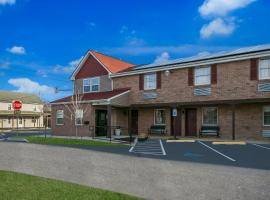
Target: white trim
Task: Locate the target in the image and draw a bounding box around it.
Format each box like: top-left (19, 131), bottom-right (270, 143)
top-left (56, 110), bottom-right (64, 126)
top-left (110, 50), bottom-right (270, 78)
top-left (198, 141), bottom-right (236, 162)
top-left (83, 76), bottom-right (100, 93)
top-left (50, 90), bottom-right (130, 105)
top-left (144, 72), bottom-right (157, 90)
top-left (258, 58), bottom-right (270, 80)
top-left (70, 52), bottom-right (90, 80)
top-left (70, 51), bottom-right (112, 80)
top-left (90, 51), bottom-right (112, 74)
top-left (194, 66), bottom-right (211, 86)
top-left (107, 90), bottom-right (130, 101)
top-left (154, 109), bottom-right (166, 125)
top-left (263, 105), bottom-right (270, 126)
top-left (202, 107), bottom-right (218, 126)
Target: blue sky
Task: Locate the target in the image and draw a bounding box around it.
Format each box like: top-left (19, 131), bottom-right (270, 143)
top-left (0, 0), bottom-right (269, 101)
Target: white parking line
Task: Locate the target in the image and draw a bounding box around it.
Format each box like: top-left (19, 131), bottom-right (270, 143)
top-left (160, 140), bottom-right (166, 155)
top-left (252, 143), bottom-right (270, 150)
top-left (198, 141), bottom-right (236, 162)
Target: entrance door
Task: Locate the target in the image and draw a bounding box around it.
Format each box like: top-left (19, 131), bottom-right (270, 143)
top-left (131, 110), bottom-right (138, 135)
top-left (185, 109), bottom-right (197, 137)
top-left (171, 108), bottom-right (181, 136)
top-left (95, 110), bottom-right (107, 136)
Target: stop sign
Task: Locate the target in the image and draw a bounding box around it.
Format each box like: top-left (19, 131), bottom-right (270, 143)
top-left (12, 100), bottom-right (22, 111)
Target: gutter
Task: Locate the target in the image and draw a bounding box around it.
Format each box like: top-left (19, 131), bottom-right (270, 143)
top-left (110, 50), bottom-right (270, 78)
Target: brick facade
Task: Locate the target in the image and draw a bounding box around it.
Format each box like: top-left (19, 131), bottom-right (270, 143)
top-left (51, 103), bottom-right (94, 136)
top-left (112, 60), bottom-right (270, 105)
top-left (51, 50), bottom-right (270, 140)
top-left (111, 59), bottom-right (270, 140)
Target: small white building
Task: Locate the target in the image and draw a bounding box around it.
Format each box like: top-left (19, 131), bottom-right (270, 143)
top-left (0, 91), bottom-right (44, 129)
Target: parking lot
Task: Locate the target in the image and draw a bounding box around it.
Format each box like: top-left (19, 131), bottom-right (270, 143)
top-left (2, 132), bottom-right (270, 170)
top-left (129, 139), bottom-right (270, 170)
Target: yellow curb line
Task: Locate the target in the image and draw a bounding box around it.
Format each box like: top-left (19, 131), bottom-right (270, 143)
top-left (212, 141), bottom-right (246, 145)
top-left (167, 140), bottom-right (195, 143)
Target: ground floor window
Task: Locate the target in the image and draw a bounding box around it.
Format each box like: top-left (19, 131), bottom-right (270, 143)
top-left (154, 109), bottom-right (165, 125)
top-left (202, 107), bottom-right (218, 126)
top-left (263, 106), bottom-right (270, 126)
top-left (75, 109), bottom-right (83, 126)
top-left (19, 117), bottom-right (23, 125)
top-left (56, 110), bottom-right (64, 125)
top-left (8, 117), bottom-right (11, 124)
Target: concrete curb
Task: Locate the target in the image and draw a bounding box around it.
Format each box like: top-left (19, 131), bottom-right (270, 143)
top-left (212, 141), bottom-right (246, 145)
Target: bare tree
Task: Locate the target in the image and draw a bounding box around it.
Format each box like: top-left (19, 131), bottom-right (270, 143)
top-left (63, 90), bottom-right (91, 137)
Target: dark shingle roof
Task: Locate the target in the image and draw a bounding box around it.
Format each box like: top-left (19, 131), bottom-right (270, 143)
top-left (50, 88), bottom-right (130, 104)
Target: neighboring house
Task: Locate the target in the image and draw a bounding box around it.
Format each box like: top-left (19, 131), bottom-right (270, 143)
top-left (51, 45), bottom-right (270, 140)
top-left (0, 91), bottom-right (44, 129)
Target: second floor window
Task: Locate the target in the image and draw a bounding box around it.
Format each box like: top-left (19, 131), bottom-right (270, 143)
top-left (144, 73), bottom-right (156, 90)
top-left (195, 66), bottom-right (211, 86)
top-left (83, 77), bottom-right (100, 93)
top-left (56, 110), bottom-right (64, 125)
top-left (259, 58), bottom-right (270, 80)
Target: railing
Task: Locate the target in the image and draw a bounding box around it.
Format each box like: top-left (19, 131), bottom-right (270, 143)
top-left (88, 125), bottom-right (136, 144)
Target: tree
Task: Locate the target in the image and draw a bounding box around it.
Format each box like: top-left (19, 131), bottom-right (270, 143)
top-left (63, 91), bottom-right (91, 137)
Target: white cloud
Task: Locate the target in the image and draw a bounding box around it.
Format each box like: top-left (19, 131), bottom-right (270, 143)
top-left (153, 52), bottom-right (170, 64)
top-left (52, 56), bottom-right (83, 74)
top-left (200, 18), bottom-right (235, 39)
top-left (6, 46), bottom-right (26, 55)
top-left (198, 0), bottom-right (256, 39)
top-left (37, 69), bottom-right (48, 78)
top-left (8, 78), bottom-right (55, 100)
top-left (199, 0), bottom-right (256, 17)
top-left (0, 0), bottom-right (16, 5)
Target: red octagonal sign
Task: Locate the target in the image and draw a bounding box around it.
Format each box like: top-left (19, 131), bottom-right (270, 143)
top-left (12, 100), bottom-right (22, 111)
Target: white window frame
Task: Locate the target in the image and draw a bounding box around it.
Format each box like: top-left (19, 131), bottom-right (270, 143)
top-left (56, 110), bottom-right (64, 125)
top-left (83, 77), bottom-right (100, 93)
top-left (202, 107), bottom-right (218, 126)
top-left (263, 106), bottom-right (270, 126)
top-left (19, 117), bottom-right (23, 125)
top-left (154, 109), bottom-right (166, 125)
top-left (75, 109), bottom-right (83, 126)
top-left (259, 58), bottom-right (270, 80)
top-left (144, 73), bottom-right (157, 90)
top-left (195, 66), bottom-right (211, 86)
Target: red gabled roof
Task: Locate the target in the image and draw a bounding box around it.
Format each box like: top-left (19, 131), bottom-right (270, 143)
top-left (91, 51), bottom-right (135, 73)
top-left (50, 88), bottom-right (130, 104)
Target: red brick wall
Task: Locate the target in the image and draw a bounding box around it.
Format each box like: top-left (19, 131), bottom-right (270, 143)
top-left (112, 59), bottom-right (270, 105)
top-left (51, 103), bottom-right (94, 136)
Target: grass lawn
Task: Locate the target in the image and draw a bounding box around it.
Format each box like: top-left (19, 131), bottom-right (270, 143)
top-left (16, 136), bottom-right (125, 147)
top-left (0, 170), bottom-right (142, 200)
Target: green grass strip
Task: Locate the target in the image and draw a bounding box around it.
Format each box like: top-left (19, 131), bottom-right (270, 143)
top-left (0, 170), bottom-right (142, 200)
top-left (16, 136), bottom-right (125, 147)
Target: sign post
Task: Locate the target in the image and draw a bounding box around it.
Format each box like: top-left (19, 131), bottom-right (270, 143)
top-left (12, 100), bottom-right (22, 137)
top-left (172, 108), bottom-right (177, 139)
